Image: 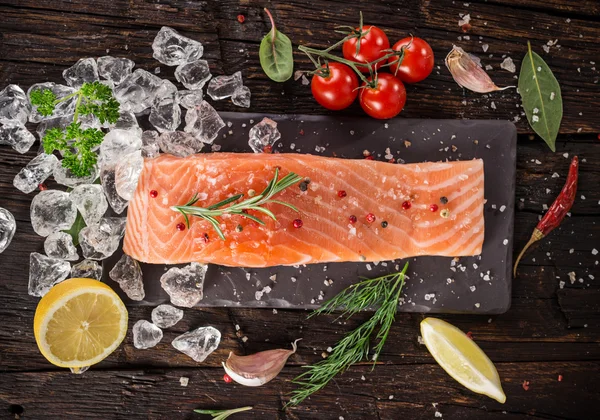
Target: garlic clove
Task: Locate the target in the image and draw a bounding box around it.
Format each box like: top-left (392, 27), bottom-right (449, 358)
top-left (445, 45), bottom-right (515, 93)
top-left (222, 339), bottom-right (300, 387)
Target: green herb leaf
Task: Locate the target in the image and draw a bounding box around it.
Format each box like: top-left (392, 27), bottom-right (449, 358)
top-left (287, 264), bottom-right (409, 407)
top-left (259, 8), bottom-right (294, 82)
top-left (518, 41), bottom-right (563, 152)
top-left (29, 88), bottom-right (58, 116)
top-left (172, 169), bottom-right (301, 239)
top-left (194, 406), bottom-right (253, 419)
top-left (62, 211), bottom-right (86, 247)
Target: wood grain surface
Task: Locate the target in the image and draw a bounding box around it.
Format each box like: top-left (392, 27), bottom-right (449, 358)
top-left (0, 0), bottom-right (599, 419)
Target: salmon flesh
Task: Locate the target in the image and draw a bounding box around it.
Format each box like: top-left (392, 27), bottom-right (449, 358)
top-left (123, 153), bottom-right (485, 267)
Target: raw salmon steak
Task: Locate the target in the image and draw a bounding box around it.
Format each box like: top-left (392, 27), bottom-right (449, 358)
top-left (123, 153), bottom-right (485, 267)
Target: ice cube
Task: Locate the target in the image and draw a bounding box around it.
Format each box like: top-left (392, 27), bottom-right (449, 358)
top-left (160, 262), bottom-right (207, 307)
top-left (113, 69), bottom-right (164, 114)
top-left (71, 259), bottom-right (102, 280)
top-left (149, 94), bottom-right (181, 133)
top-left (152, 304), bottom-right (184, 328)
top-left (30, 190), bottom-right (77, 237)
top-left (157, 131), bottom-right (203, 157)
top-left (231, 85), bottom-right (251, 108)
top-left (99, 129), bottom-right (142, 167)
top-left (109, 111), bottom-right (142, 136)
top-left (183, 101), bottom-right (225, 144)
top-left (141, 130), bottom-right (160, 158)
top-left (174, 60), bottom-right (212, 90)
top-left (0, 119), bottom-right (36, 154)
top-left (155, 79), bottom-right (178, 102)
top-left (53, 164), bottom-right (99, 187)
top-left (207, 71), bottom-right (242, 100)
top-left (177, 90), bottom-right (203, 110)
top-left (0, 84), bottom-right (32, 124)
top-left (62, 58), bottom-right (99, 88)
top-left (152, 26), bottom-right (204, 66)
top-left (70, 184), bottom-right (108, 226)
top-left (36, 114), bottom-right (73, 141)
top-left (44, 232), bottom-right (79, 261)
top-left (97, 56), bottom-right (135, 85)
top-left (28, 252), bottom-right (71, 297)
top-left (100, 166), bottom-right (129, 214)
top-left (0, 207), bottom-right (16, 254)
top-left (171, 326), bottom-right (221, 362)
top-left (27, 83), bottom-right (77, 123)
top-left (79, 217), bottom-right (126, 260)
top-left (79, 113), bottom-right (101, 130)
top-left (13, 153), bottom-right (59, 194)
top-left (109, 254), bottom-right (145, 300)
top-left (115, 150), bottom-right (144, 201)
top-left (248, 117), bottom-right (281, 153)
top-left (132, 320), bottom-right (163, 349)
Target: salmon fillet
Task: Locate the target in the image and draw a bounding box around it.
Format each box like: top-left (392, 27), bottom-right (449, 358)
top-left (123, 153), bottom-right (485, 267)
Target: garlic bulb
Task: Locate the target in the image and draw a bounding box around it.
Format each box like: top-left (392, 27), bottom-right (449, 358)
top-left (445, 45), bottom-right (515, 93)
top-left (222, 339), bottom-right (300, 387)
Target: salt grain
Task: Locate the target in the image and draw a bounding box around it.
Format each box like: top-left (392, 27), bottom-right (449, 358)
top-left (503, 239), bottom-right (508, 245)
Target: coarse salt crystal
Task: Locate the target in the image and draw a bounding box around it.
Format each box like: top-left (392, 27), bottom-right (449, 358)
top-left (532, 115), bottom-right (539, 123)
top-left (474, 303), bottom-right (481, 308)
top-left (180, 377), bottom-right (189, 386)
top-left (470, 286), bottom-right (476, 292)
top-left (500, 205), bottom-right (506, 212)
top-left (503, 239), bottom-right (508, 245)
top-left (592, 248), bottom-right (598, 255)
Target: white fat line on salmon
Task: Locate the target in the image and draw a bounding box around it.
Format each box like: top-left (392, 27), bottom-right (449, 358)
top-left (293, 160), bottom-right (414, 224)
top-left (409, 208), bottom-right (484, 250)
top-left (414, 187), bottom-right (484, 229)
top-left (444, 219), bottom-right (485, 255)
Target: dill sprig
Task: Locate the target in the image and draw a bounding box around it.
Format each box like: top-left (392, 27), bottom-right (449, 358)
top-left (287, 263), bottom-right (409, 407)
top-left (194, 406), bottom-right (253, 419)
top-left (30, 81), bottom-right (120, 177)
top-left (172, 167), bottom-right (302, 240)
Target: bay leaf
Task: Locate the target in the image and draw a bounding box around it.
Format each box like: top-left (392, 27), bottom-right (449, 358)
top-left (259, 9), bottom-right (294, 83)
top-left (518, 41), bottom-right (563, 152)
top-left (62, 211), bottom-right (86, 247)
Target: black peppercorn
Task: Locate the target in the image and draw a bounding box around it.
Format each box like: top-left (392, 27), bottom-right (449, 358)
top-left (381, 221), bottom-right (388, 228)
top-left (440, 196), bottom-right (448, 204)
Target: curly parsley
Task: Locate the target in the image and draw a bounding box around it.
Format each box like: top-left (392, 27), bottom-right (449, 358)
top-left (30, 81), bottom-right (120, 177)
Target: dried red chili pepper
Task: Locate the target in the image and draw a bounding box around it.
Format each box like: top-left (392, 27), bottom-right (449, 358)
top-left (513, 156), bottom-right (579, 276)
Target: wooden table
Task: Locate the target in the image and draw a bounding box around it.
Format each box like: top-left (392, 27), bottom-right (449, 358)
top-left (1, 1), bottom-right (598, 418)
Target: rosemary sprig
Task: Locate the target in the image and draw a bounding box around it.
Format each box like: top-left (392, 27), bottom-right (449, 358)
top-left (287, 263), bottom-right (409, 407)
top-left (194, 406), bottom-right (253, 419)
top-left (171, 168), bottom-right (302, 240)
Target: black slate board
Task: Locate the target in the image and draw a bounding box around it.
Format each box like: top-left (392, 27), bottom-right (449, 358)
top-left (104, 113), bottom-right (517, 314)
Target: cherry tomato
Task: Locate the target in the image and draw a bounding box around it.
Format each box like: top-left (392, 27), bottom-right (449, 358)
top-left (311, 63), bottom-right (359, 111)
top-left (342, 25), bottom-right (390, 73)
top-left (388, 37), bottom-right (434, 83)
top-left (358, 73), bottom-right (406, 119)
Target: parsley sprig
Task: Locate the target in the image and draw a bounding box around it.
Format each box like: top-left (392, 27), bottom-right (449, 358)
top-left (29, 81), bottom-right (120, 177)
top-left (194, 406), bottom-right (253, 419)
top-left (287, 263), bottom-right (409, 407)
top-left (172, 168), bottom-right (302, 240)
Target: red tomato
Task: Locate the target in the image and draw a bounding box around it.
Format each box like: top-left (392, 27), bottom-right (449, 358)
top-left (311, 63), bottom-right (359, 111)
top-left (358, 73), bottom-right (406, 119)
top-left (388, 37), bottom-right (434, 83)
top-left (342, 25), bottom-right (390, 73)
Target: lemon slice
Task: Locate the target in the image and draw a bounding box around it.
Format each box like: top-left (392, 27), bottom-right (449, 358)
top-left (420, 317), bottom-right (506, 403)
top-left (34, 278), bottom-right (128, 368)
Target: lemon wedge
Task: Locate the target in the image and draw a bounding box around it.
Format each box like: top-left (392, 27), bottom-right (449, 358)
top-left (420, 317), bottom-right (506, 403)
top-left (34, 278), bottom-right (128, 368)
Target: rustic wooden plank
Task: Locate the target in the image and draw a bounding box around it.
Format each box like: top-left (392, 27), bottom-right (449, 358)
top-left (0, 0), bottom-right (599, 133)
top-left (1, 362), bottom-right (597, 419)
